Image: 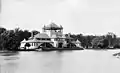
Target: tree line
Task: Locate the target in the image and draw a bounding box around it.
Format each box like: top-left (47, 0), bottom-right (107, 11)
top-left (0, 27), bottom-right (40, 51)
top-left (0, 26), bottom-right (120, 51)
top-left (69, 32), bottom-right (120, 49)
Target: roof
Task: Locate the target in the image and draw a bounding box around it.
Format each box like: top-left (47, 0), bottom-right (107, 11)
top-left (34, 33), bottom-right (50, 38)
top-left (50, 34), bottom-right (73, 39)
top-left (43, 22), bottom-right (63, 30)
top-left (50, 36), bottom-right (66, 39)
top-left (22, 38), bottom-right (39, 43)
top-left (76, 39), bottom-right (81, 43)
top-left (21, 39), bottom-right (26, 42)
top-left (65, 36), bottom-right (73, 39)
top-left (21, 38), bottom-right (53, 43)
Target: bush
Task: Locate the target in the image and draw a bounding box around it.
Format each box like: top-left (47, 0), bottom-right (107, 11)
top-left (114, 44), bottom-right (120, 48)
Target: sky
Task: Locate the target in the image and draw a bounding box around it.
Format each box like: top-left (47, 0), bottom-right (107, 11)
top-left (0, 0), bottom-right (120, 36)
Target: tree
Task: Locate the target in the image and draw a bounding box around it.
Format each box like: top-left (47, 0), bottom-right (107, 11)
top-left (14, 28), bottom-right (25, 48)
top-left (23, 30), bottom-right (31, 40)
top-left (113, 38), bottom-right (120, 48)
top-left (85, 35), bottom-right (96, 48)
top-left (31, 30), bottom-right (40, 37)
top-left (70, 33), bottom-right (96, 48)
top-left (106, 32), bottom-right (116, 47)
top-left (0, 27), bottom-right (32, 51)
top-left (14, 28), bottom-right (24, 41)
top-left (91, 36), bottom-right (104, 48)
top-left (0, 30), bottom-right (16, 50)
top-left (102, 39), bottom-right (109, 48)
top-left (0, 29), bottom-right (24, 51)
top-left (0, 27), bottom-right (6, 34)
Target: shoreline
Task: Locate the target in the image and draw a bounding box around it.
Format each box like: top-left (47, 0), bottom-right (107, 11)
top-left (0, 48), bottom-right (120, 52)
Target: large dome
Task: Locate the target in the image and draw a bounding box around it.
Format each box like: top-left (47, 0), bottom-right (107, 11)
top-left (43, 22), bottom-right (63, 30)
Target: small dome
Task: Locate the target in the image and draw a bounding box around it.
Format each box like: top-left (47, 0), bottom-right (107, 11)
top-left (47, 22), bottom-right (59, 28)
top-left (43, 22), bottom-right (63, 30)
top-left (34, 33), bottom-right (50, 38)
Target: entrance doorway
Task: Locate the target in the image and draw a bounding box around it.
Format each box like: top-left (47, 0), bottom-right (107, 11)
top-left (58, 43), bottom-right (63, 48)
top-left (40, 43), bottom-right (53, 48)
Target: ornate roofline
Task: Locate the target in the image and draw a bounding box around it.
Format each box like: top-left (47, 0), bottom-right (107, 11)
top-left (42, 22), bottom-right (63, 30)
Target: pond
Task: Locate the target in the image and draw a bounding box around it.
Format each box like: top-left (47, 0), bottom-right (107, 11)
top-left (0, 49), bottom-right (120, 73)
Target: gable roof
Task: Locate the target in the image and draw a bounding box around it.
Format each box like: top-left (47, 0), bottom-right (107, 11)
top-left (76, 39), bottom-right (81, 43)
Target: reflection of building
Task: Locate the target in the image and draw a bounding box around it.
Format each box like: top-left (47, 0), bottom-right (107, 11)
top-left (20, 22), bottom-right (81, 49)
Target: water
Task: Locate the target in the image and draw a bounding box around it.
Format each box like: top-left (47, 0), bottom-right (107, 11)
top-left (0, 50), bottom-right (120, 73)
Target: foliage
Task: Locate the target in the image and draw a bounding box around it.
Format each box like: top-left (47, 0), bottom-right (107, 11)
top-left (23, 30), bottom-right (31, 40)
top-left (31, 30), bottom-right (40, 37)
top-left (0, 27), bottom-right (6, 34)
top-left (91, 36), bottom-right (104, 48)
top-left (0, 27), bottom-right (31, 51)
top-left (105, 32), bottom-right (116, 47)
top-left (70, 34), bottom-right (96, 48)
top-left (0, 26), bottom-right (119, 50)
top-left (114, 44), bottom-right (120, 48)
top-left (69, 32), bottom-right (117, 49)
top-left (102, 39), bottom-right (109, 48)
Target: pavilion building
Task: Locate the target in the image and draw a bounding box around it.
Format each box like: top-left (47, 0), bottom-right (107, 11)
top-left (20, 22), bottom-right (81, 49)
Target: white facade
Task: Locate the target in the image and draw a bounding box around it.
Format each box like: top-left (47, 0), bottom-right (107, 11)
top-left (20, 33), bottom-right (54, 49)
top-left (20, 22), bottom-right (81, 49)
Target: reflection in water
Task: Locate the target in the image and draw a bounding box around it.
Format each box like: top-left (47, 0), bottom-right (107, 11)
top-left (40, 52), bottom-right (63, 73)
top-left (2, 52), bottom-right (19, 56)
top-left (0, 54), bottom-right (19, 73)
top-left (1, 62), bottom-right (18, 73)
top-left (0, 50), bottom-right (120, 73)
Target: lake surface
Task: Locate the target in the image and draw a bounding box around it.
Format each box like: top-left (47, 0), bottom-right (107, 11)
top-left (0, 49), bottom-right (120, 73)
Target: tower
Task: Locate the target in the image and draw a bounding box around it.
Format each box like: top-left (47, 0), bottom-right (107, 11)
top-left (42, 22), bottom-right (63, 47)
top-left (42, 22), bottom-right (63, 38)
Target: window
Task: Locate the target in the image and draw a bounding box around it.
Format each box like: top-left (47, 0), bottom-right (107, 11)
top-left (36, 43), bottom-right (38, 46)
top-left (47, 38), bottom-right (51, 40)
top-left (54, 38), bottom-right (57, 41)
top-left (42, 38), bottom-right (45, 40)
top-left (36, 38), bottom-right (41, 40)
